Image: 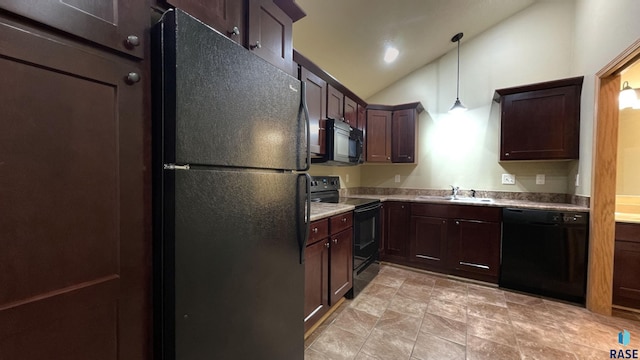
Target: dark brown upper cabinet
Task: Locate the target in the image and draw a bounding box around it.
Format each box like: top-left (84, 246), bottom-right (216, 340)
top-left (392, 108), bottom-right (418, 163)
top-left (327, 85), bottom-right (344, 121)
top-left (165, 0), bottom-right (303, 75)
top-left (366, 109), bottom-right (392, 163)
top-left (166, 0), bottom-right (245, 44)
top-left (357, 104), bottom-right (366, 160)
top-left (344, 96), bottom-right (357, 127)
top-left (494, 76), bottom-right (583, 161)
top-left (300, 66), bottom-right (327, 155)
top-left (0, 0), bottom-right (147, 59)
top-left (248, 0), bottom-right (294, 75)
top-left (367, 102), bottom-right (423, 164)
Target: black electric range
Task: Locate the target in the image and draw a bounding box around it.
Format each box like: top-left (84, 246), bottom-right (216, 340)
top-left (309, 176), bottom-right (381, 298)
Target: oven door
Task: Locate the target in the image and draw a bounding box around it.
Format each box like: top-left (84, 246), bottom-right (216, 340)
top-left (353, 203), bottom-right (381, 270)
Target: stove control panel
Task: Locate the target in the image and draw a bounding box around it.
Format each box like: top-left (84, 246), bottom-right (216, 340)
top-left (310, 176), bottom-right (340, 193)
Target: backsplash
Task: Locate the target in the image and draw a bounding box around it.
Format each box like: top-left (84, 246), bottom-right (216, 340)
top-left (340, 187), bottom-right (590, 207)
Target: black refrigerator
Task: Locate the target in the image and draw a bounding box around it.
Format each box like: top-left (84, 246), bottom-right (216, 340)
top-left (152, 9), bottom-right (309, 360)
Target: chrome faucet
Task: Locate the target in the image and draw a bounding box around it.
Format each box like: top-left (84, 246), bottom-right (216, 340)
top-left (450, 185), bottom-right (460, 199)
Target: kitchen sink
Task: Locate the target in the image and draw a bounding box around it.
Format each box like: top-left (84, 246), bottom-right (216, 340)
top-left (415, 195), bottom-right (494, 203)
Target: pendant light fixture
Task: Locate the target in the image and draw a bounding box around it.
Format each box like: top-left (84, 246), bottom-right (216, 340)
top-left (449, 32), bottom-right (467, 114)
top-left (619, 81), bottom-right (639, 109)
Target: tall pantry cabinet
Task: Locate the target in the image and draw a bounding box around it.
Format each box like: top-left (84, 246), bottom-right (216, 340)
top-left (0, 1), bottom-right (150, 359)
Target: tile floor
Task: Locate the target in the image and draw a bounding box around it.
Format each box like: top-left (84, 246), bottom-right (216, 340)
top-left (304, 264), bottom-right (640, 360)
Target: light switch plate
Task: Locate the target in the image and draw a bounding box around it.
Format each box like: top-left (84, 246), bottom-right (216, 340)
top-left (536, 174), bottom-right (545, 185)
top-left (502, 173), bottom-right (516, 185)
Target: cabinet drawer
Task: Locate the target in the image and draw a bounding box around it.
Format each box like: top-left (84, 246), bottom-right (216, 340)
top-left (308, 219), bottom-right (329, 245)
top-left (330, 212), bottom-right (353, 235)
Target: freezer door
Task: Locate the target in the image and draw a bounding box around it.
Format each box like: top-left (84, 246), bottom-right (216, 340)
top-left (158, 9), bottom-right (308, 171)
top-left (157, 169), bottom-right (306, 359)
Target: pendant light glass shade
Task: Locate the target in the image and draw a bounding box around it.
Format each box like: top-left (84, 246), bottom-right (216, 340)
top-left (619, 81), bottom-right (638, 110)
top-left (449, 32), bottom-right (467, 114)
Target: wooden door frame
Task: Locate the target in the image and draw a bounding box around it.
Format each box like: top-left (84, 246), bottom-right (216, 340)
top-left (588, 38), bottom-right (640, 315)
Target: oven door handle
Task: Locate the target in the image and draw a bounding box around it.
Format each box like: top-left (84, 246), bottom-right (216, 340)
top-left (354, 202), bottom-right (381, 213)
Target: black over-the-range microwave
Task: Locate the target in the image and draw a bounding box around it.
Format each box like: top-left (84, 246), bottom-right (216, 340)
top-left (312, 119), bottom-right (363, 166)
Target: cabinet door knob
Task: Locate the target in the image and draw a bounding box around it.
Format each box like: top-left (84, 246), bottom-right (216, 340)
top-left (250, 41), bottom-right (262, 50)
top-left (333, 238), bottom-right (338, 244)
top-left (325, 242), bottom-right (330, 248)
top-left (387, 157), bottom-right (391, 160)
top-left (455, 220), bottom-right (460, 225)
top-left (342, 218), bottom-right (347, 222)
top-left (408, 156), bottom-right (412, 160)
top-left (229, 26), bottom-right (240, 36)
top-left (505, 152), bottom-right (510, 156)
top-left (125, 72), bottom-right (140, 84)
top-left (125, 35), bottom-right (140, 48)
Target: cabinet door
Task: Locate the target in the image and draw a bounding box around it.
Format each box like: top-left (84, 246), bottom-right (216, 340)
top-left (500, 85), bottom-right (580, 160)
top-left (366, 109), bottom-right (392, 163)
top-left (248, 0), bottom-right (293, 75)
top-left (0, 0), bottom-right (146, 58)
top-left (327, 85), bottom-right (344, 121)
top-left (304, 239), bottom-right (329, 331)
top-left (613, 223), bottom-right (640, 309)
top-left (357, 104), bottom-right (367, 161)
top-left (448, 220), bottom-right (501, 282)
top-left (392, 108), bottom-right (416, 163)
top-left (167, 0), bottom-right (244, 44)
top-left (329, 228), bottom-right (353, 305)
top-left (410, 216), bottom-right (448, 271)
top-left (0, 17), bottom-right (147, 359)
top-left (344, 96), bottom-right (357, 126)
top-left (301, 66), bottom-right (327, 155)
top-left (383, 202), bottom-right (410, 261)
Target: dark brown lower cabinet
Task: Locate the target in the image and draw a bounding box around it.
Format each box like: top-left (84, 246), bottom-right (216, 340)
top-left (0, 14), bottom-right (148, 360)
top-left (410, 215), bottom-right (448, 271)
top-left (382, 202), bottom-right (410, 262)
top-left (613, 222), bottom-right (640, 309)
top-left (329, 228), bottom-right (353, 304)
top-left (304, 235), bottom-right (329, 332)
top-left (384, 202), bottom-right (502, 283)
top-left (304, 213), bottom-right (353, 331)
top-left (448, 218), bottom-right (501, 282)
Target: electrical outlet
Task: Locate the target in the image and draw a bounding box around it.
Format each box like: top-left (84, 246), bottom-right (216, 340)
top-left (501, 173), bottom-right (516, 185)
top-left (346, 174), bottom-right (350, 183)
top-left (536, 174), bottom-right (545, 185)
top-left (575, 174), bottom-right (580, 187)
top-left (394, 174), bottom-right (401, 183)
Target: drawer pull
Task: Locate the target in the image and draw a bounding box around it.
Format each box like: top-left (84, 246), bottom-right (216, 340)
top-left (459, 261), bottom-right (489, 270)
top-left (416, 255), bottom-right (439, 261)
top-left (342, 218), bottom-right (347, 223)
top-left (312, 227), bottom-right (318, 233)
top-left (333, 239), bottom-right (338, 244)
top-left (325, 242), bottom-right (330, 248)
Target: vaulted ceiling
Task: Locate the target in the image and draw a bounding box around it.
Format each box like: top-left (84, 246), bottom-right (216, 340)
top-left (293, 0), bottom-right (538, 99)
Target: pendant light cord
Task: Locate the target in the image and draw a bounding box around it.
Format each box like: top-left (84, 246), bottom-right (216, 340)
top-left (456, 38), bottom-right (460, 99)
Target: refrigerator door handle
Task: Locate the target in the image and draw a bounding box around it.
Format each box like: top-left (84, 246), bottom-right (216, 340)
top-left (297, 81), bottom-right (311, 171)
top-left (297, 173), bottom-right (311, 264)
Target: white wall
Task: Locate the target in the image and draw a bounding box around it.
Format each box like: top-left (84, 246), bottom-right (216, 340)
top-left (572, 0), bottom-right (640, 196)
top-left (363, 0), bottom-right (577, 193)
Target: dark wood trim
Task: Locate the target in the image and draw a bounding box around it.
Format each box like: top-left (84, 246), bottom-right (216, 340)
top-left (273, 0), bottom-right (306, 22)
top-left (493, 76), bottom-right (584, 102)
top-left (293, 49), bottom-right (367, 106)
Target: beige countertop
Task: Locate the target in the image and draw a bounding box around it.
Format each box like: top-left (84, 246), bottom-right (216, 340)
top-left (345, 194), bottom-right (589, 212)
top-left (310, 202), bottom-right (354, 222)
top-left (616, 212), bottom-right (640, 224)
top-left (310, 194), bottom-right (589, 222)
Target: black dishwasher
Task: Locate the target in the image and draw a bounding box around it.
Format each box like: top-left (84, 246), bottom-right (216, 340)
top-left (500, 208), bottom-right (589, 304)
